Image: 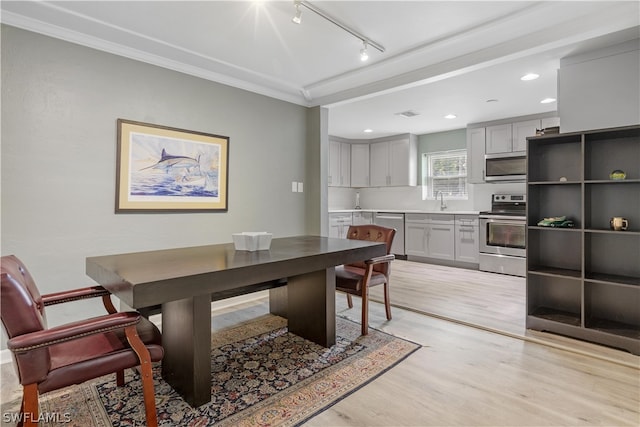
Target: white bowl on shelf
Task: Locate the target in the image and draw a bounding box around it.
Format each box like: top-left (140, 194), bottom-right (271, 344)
top-left (232, 232), bottom-right (273, 251)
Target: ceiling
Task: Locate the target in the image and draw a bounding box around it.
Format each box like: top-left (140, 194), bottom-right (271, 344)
top-left (2, 1), bottom-right (639, 139)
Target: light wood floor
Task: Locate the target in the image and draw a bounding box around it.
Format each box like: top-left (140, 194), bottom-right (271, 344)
top-left (1, 260), bottom-right (639, 426)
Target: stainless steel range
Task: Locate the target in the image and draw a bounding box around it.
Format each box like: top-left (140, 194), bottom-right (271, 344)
top-left (479, 194), bottom-right (526, 277)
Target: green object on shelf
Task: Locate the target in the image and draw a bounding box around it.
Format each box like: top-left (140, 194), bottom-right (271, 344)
top-left (537, 216), bottom-right (575, 228)
top-left (609, 169), bottom-right (626, 180)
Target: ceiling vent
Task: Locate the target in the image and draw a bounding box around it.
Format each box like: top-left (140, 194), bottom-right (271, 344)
top-left (395, 110), bottom-right (420, 118)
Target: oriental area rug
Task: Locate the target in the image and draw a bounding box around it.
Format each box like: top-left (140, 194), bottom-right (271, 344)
top-left (26, 315), bottom-right (419, 427)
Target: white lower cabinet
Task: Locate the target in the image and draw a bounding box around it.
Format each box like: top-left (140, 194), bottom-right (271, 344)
top-left (405, 214), bottom-right (454, 260)
top-left (405, 213), bottom-right (479, 266)
top-left (454, 215), bottom-right (479, 264)
top-left (352, 211), bottom-right (373, 225)
top-left (329, 213), bottom-right (352, 238)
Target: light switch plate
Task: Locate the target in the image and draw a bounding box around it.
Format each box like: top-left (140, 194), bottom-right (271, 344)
top-left (297, 182), bottom-right (303, 192)
top-left (291, 181), bottom-right (298, 192)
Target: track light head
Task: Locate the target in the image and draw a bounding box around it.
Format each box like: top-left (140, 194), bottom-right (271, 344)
top-left (360, 41), bottom-right (369, 62)
top-left (292, 3), bottom-right (302, 24)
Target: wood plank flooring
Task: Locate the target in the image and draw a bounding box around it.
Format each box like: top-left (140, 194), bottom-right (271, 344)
top-left (1, 260), bottom-right (638, 426)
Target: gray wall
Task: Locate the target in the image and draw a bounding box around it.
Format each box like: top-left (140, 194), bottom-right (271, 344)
top-left (1, 25), bottom-right (315, 333)
top-left (559, 38), bottom-right (640, 133)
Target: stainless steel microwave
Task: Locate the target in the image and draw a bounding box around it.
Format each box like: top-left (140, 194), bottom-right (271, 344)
top-left (484, 152), bottom-right (526, 182)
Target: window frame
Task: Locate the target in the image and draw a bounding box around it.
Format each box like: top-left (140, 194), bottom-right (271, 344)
top-left (421, 149), bottom-right (468, 200)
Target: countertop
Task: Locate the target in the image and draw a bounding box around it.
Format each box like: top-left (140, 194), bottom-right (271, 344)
top-left (329, 209), bottom-right (480, 215)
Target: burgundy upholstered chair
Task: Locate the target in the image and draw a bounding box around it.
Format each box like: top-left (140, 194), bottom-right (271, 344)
top-left (0, 255), bottom-right (164, 427)
top-left (335, 225), bottom-right (396, 335)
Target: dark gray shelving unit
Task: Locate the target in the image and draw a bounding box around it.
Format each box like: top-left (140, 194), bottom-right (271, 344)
top-left (526, 125), bottom-right (640, 355)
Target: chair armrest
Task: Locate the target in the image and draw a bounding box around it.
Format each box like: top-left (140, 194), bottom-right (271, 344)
top-left (7, 312), bottom-right (141, 353)
top-left (365, 254), bottom-right (395, 265)
top-left (41, 286), bottom-right (111, 306)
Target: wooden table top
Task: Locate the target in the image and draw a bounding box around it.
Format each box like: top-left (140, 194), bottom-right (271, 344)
top-left (86, 235), bottom-right (385, 308)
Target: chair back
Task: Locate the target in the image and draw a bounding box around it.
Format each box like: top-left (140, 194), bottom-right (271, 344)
top-left (1, 255), bottom-right (51, 382)
top-left (345, 225), bottom-right (396, 275)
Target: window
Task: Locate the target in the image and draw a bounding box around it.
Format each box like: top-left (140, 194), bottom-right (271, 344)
top-left (422, 149), bottom-right (468, 200)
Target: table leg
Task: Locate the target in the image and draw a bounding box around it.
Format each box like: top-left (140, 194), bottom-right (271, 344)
top-left (161, 295), bottom-right (212, 407)
top-left (271, 268), bottom-right (336, 347)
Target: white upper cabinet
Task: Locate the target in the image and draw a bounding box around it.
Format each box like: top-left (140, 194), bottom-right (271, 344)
top-left (350, 143), bottom-right (370, 187)
top-left (466, 127), bottom-right (486, 184)
top-left (328, 140), bottom-right (351, 187)
top-left (512, 119), bottom-right (541, 152)
top-left (370, 136), bottom-right (417, 187)
top-left (485, 124), bottom-right (513, 154)
top-left (486, 120), bottom-right (544, 154)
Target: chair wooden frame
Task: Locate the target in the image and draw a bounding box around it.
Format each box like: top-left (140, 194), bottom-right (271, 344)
top-left (335, 225), bottom-right (396, 335)
top-left (1, 255), bottom-right (162, 427)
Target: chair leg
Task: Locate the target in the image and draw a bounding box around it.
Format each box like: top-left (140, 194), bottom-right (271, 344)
top-left (384, 282), bottom-right (392, 320)
top-left (116, 370), bottom-right (125, 387)
top-left (346, 293), bottom-right (353, 309)
top-left (21, 383), bottom-right (39, 427)
top-left (125, 326), bottom-right (158, 427)
top-left (361, 289), bottom-right (369, 336)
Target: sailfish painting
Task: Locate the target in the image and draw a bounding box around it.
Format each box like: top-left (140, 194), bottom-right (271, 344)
top-left (129, 133), bottom-right (220, 198)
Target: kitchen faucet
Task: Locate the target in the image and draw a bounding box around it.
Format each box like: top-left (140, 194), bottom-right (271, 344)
top-left (436, 191), bottom-right (447, 211)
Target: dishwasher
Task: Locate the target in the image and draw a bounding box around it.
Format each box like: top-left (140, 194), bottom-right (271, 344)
top-left (373, 212), bottom-right (405, 257)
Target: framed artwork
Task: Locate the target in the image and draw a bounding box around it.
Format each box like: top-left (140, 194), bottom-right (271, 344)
top-left (116, 119), bottom-right (229, 212)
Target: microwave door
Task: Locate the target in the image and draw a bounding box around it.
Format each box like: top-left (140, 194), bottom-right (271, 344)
top-left (485, 155), bottom-right (526, 181)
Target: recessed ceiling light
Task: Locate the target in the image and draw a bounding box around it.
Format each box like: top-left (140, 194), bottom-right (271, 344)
top-left (363, 129), bottom-right (373, 133)
top-left (444, 114), bottom-right (457, 119)
top-left (540, 98), bottom-right (556, 104)
top-left (521, 73), bottom-right (540, 81)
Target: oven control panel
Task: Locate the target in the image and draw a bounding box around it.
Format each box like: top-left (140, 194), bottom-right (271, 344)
top-left (493, 194), bottom-right (526, 203)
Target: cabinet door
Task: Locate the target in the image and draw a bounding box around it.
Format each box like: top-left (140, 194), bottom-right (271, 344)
top-left (405, 223), bottom-right (427, 256)
top-left (512, 120), bottom-right (540, 152)
top-left (351, 144), bottom-right (370, 187)
top-left (486, 124), bottom-right (512, 154)
top-left (467, 127), bottom-right (486, 183)
top-left (328, 140), bottom-right (341, 187)
top-left (339, 142), bottom-right (351, 187)
top-left (329, 213), bottom-right (352, 238)
top-left (352, 211), bottom-right (372, 225)
top-left (389, 139), bottom-right (411, 186)
top-left (455, 222), bottom-right (479, 263)
top-left (370, 142), bottom-right (390, 186)
top-left (426, 223), bottom-right (455, 260)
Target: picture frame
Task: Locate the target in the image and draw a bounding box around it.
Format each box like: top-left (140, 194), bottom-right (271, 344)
top-left (116, 119), bottom-right (229, 212)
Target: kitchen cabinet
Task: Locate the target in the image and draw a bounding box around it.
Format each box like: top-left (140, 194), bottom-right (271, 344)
top-left (328, 212), bottom-right (352, 238)
top-left (466, 127), bottom-right (486, 184)
top-left (352, 211), bottom-right (373, 225)
top-left (486, 119), bottom-right (544, 154)
top-left (405, 214), bottom-right (454, 261)
top-left (455, 215), bottom-right (479, 263)
top-left (328, 140), bottom-right (350, 187)
top-left (370, 135), bottom-right (417, 187)
top-left (526, 124), bottom-right (639, 355)
top-left (350, 144), bottom-right (370, 187)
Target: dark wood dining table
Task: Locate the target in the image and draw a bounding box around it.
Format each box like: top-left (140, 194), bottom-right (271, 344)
top-left (85, 235), bottom-right (386, 407)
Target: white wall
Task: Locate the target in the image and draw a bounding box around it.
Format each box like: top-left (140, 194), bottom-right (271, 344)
top-left (559, 38), bottom-right (640, 133)
top-left (1, 26), bottom-right (315, 337)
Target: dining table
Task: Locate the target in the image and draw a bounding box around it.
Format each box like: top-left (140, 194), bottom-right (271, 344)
top-left (85, 235), bottom-right (386, 407)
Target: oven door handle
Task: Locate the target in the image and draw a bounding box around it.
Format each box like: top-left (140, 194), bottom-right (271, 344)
top-left (480, 215), bottom-right (526, 222)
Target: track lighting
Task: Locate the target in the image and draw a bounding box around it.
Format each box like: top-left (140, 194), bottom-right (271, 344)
top-left (292, 3), bottom-right (302, 24)
top-left (291, 1), bottom-right (385, 61)
top-left (360, 41), bottom-right (369, 61)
